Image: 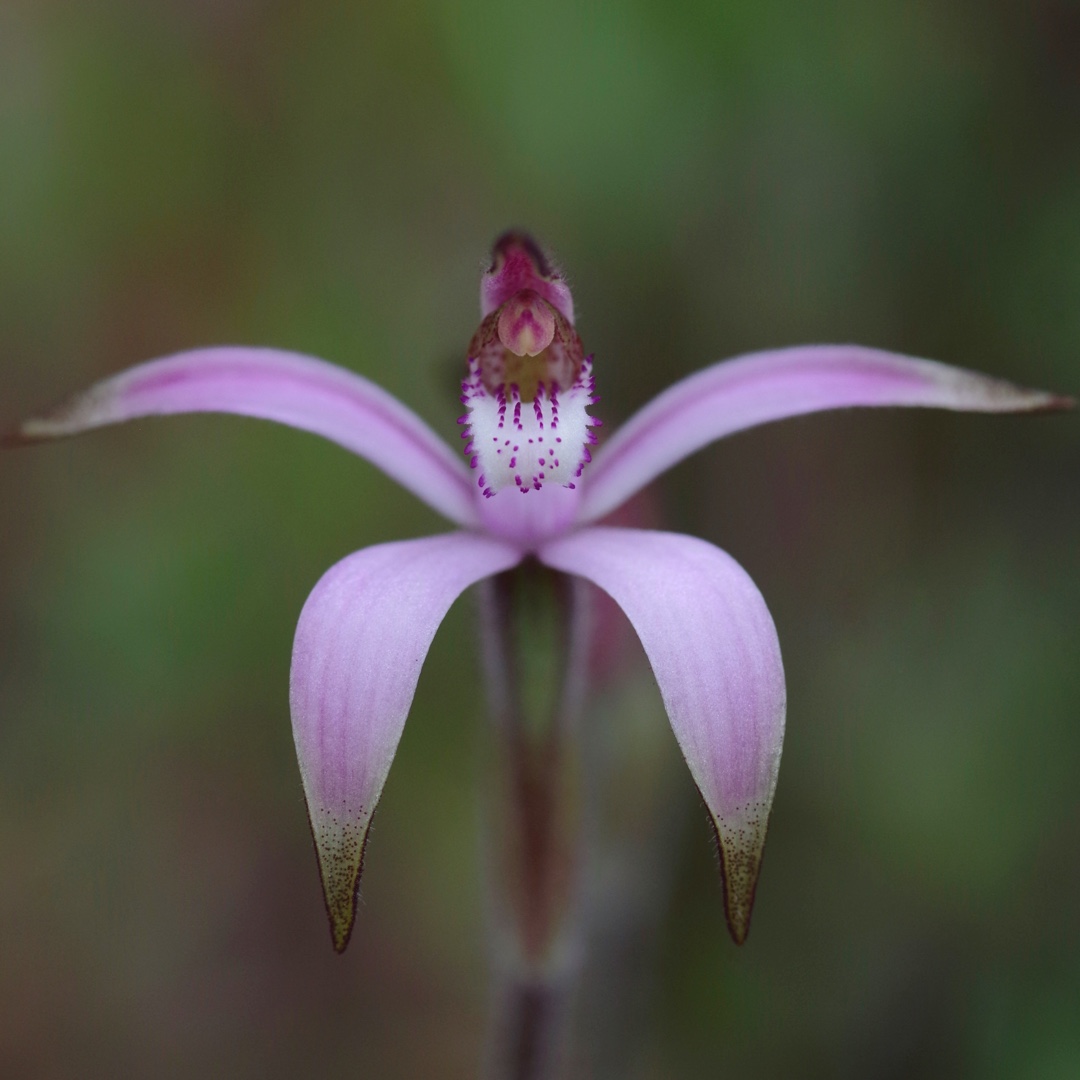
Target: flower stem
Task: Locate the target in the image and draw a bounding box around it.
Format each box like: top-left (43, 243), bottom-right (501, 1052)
top-left (478, 563), bottom-right (591, 1080)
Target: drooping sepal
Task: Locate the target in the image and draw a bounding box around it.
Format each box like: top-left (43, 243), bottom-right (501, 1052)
top-left (539, 527), bottom-right (786, 945)
top-left (289, 533), bottom-right (522, 952)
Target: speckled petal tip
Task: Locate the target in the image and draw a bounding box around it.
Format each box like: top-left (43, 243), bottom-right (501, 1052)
top-left (290, 532), bottom-right (521, 951)
top-left (541, 526), bottom-right (786, 944)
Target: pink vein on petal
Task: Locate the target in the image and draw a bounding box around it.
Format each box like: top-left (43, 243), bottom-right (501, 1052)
top-left (580, 345), bottom-right (1070, 523)
top-left (13, 347), bottom-right (479, 526)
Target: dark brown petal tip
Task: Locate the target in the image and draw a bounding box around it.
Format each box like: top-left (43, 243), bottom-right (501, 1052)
top-left (0, 425), bottom-right (33, 448)
top-left (309, 808), bottom-right (373, 954)
top-left (1034, 393), bottom-right (1076, 412)
top-left (709, 811), bottom-right (769, 946)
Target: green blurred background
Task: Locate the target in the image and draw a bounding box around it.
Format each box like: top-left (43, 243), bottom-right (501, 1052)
top-left (2, 2), bottom-right (1078, 1076)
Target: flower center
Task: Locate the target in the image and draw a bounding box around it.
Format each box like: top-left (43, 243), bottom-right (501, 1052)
top-left (497, 289), bottom-right (555, 358)
top-left (467, 289), bottom-right (584, 404)
top-left (459, 234), bottom-right (599, 499)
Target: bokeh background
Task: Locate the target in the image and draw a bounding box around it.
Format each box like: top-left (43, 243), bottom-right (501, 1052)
top-left (2, 2), bottom-right (1078, 1077)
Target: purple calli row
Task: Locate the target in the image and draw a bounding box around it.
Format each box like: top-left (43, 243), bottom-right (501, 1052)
top-left (8, 234), bottom-right (1069, 952)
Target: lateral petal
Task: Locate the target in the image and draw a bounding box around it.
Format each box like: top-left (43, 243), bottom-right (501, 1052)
top-left (581, 345), bottom-right (1071, 522)
top-left (8, 346), bottom-right (478, 526)
top-left (539, 526), bottom-right (786, 943)
top-left (290, 532), bottom-right (522, 951)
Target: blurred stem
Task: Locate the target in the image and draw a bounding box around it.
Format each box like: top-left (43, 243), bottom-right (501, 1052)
top-left (478, 563), bottom-right (591, 1080)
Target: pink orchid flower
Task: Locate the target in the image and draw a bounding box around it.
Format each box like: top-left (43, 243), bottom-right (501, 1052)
top-left (9, 232), bottom-right (1067, 953)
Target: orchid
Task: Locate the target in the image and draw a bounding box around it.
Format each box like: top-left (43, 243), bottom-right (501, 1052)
top-left (9, 232), bottom-right (1067, 966)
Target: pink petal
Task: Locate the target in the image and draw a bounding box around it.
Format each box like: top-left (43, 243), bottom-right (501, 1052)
top-left (581, 345), bottom-right (1071, 523)
top-left (9, 347), bottom-right (478, 526)
top-left (290, 532), bottom-right (522, 952)
top-left (539, 526), bottom-right (785, 944)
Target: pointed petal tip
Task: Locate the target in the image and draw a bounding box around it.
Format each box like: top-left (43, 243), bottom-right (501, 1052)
top-left (1034, 392), bottom-right (1075, 413)
top-left (985, 382), bottom-right (1074, 413)
top-left (330, 920), bottom-right (354, 955)
top-left (3, 383), bottom-right (121, 446)
top-left (330, 916), bottom-right (356, 955)
top-left (308, 807), bottom-right (372, 955)
top-left (940, 370), bottom-right (1074, 414)
top-left (2, 416), bottom-right (75, 447)
top-left (0, 425), bottom-right (31, 449)
top-left (709, 806), bottom-right (770, 946)
top-left (3, 402), bottom-right (85, 445)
